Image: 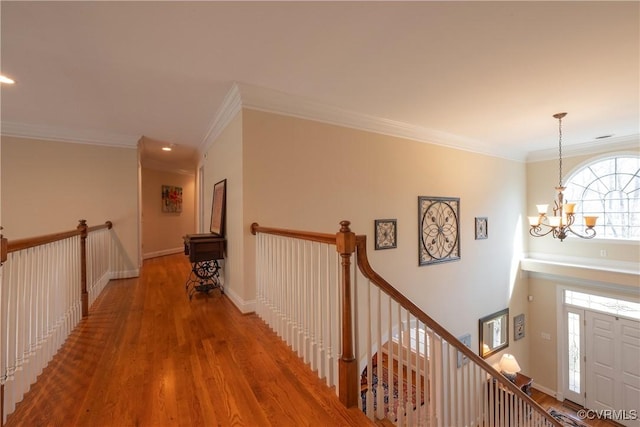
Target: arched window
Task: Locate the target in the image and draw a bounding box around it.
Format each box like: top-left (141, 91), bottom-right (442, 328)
top-left (564, 155), bottom-right (640, 240)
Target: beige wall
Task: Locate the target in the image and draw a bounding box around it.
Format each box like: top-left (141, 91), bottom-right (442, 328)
top-left (141, 168), bottom-right (195, 258)
top-left (238, 109), bottom-right (530, 368)
top-left (200, 113), bottom-right (244, 309)
top-left (526, 145), bottom-right (640, 394)
top-left (1, 136), bottom-right (140, 275)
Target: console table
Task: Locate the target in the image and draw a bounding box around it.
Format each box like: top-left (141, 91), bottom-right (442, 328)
top-left (488, 372), bottom-right (534, 423)
top-left (183, 233), bottom-right (225, 299)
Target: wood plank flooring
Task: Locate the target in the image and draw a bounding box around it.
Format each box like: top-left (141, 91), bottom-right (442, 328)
top-left (5, 254), bottom-right (373, 427)
top-left (4, 253), bottom-right (623, 427)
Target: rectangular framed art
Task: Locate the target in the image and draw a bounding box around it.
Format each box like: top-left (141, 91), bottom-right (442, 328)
top-left (418, 196), bottom-right (460, 265)
top-left (210, 179), bottom-right (227, 236)
top-left (375, 219), bottom-right (397, 250)
top-left (475, 217), bottom-right (488, 240)
top-left (514, 313), bottom-right (525, 341)
top-left (161, 185), bottom-right (183, 213)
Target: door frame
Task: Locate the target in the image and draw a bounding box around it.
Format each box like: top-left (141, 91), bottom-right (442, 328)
top-left (561, 305), bottom-right (586, 406)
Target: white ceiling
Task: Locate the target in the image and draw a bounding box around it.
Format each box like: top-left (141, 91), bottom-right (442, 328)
top-left (1, 1), bottom-right (638, 170)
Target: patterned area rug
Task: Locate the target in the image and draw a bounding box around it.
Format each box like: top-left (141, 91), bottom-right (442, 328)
top-left (549, 409), bottom-right (588, 427)
top-left (360, 354), bottom-right (424, 416)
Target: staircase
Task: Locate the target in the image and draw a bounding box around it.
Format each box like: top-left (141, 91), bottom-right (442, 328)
top-left (252, 221), bottom-right (562, 427)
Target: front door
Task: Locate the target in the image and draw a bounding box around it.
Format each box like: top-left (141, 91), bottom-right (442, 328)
top-left (586, 311), bottom-right (640, 427)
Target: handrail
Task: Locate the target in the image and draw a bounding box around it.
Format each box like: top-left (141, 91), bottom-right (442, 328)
top-left (252, 220), bottom-right (562, 426)
top-left (7, 229), bottom-right (81, 253)
top-left (6, 220), bottom-right (112, 253)
top-left (251, 223), bottom-right (336, 244)
top-left (354, 234), bottom-right (561, 426)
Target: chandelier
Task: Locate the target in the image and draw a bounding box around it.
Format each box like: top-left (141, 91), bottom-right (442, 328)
top-left (528, 112), bottom-right (597, 242)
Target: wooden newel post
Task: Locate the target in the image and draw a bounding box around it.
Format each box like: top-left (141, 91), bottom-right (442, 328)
top-left (336, 220), bottom-right (358, 408)
top-left (77, 219), bottom-right (89, 317)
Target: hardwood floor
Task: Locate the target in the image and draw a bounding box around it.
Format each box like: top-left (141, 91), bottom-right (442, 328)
top-left (5, 254), bottom-right (373, 427)
top-left (4, 253), bottom-right (625, 427)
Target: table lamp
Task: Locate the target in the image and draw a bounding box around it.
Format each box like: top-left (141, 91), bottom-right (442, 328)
top-left (499, 353), bottom-right (521, 382)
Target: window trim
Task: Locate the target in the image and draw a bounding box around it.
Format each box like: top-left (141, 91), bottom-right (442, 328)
top-left (562, 151), bottom-right (640, 241)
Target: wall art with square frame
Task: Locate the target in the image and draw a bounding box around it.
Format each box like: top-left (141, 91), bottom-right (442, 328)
top-left (475, 217), bottom-right (488, 240)
top-left (418, 196), bottom-right (460, 265)
top-left (161, 185), bottom-right (183, 213)
top-left (375, 219), bottom-right (397, 250)
top-left (514, 313), bottom-right (525, 341)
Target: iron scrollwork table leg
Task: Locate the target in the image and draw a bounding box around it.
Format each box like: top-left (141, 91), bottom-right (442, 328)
top-left (185, 259), bottom-right (223, 299)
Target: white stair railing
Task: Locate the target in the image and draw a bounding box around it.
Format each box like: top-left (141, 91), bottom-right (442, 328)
top-left (254, 225), bottom-right (341, 391)
top-left (252, 221), bottom-right (562, 427)
top-left (0, 220), bottom-right (114, 424)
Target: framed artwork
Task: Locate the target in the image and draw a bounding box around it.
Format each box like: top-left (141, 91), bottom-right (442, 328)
top-left (161, 185), bottom-right (183, 213)
top-left (210, 179), bottom-right (227, 236)
top-left (457, 333), bottom-right (471, 368)
top-left (514, 313), bottom-right (525, 341)
top-left (375, 219), bottom-right (397, 250)
top-left (418, 196), bottom-right (460, 266)
top-left (475, 217), bottom-right (488, 240)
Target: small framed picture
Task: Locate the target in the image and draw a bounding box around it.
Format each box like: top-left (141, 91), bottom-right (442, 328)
top-left (475, 217), bottom-right (488, 240)
top-left (514, 313), bottom-right (525, 340)
top-left (457, 333), bottom-right (471, 368)
top-left (375, 219), bottom-right (397, 250)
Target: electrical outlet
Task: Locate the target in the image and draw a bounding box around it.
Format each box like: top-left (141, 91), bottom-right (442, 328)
top-left (600, 249), bottom-right (608, 257)
top-left (541, 332), bottom-right (551, 340)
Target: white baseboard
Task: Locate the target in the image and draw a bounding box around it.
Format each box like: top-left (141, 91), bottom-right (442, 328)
top-left (224, 286), bottom-right (256, 314)
top-left (143, 247), bottom-right (183, 260)
top-left (110, 268), bottom-right (140, 279)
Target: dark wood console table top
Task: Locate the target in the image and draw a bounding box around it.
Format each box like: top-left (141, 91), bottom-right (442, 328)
top-left (183, 233), bottom-right (225, 262)
top-left (514, 372), bottom-right (533, 396)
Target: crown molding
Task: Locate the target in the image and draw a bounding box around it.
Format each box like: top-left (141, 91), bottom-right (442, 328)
top-left (140, 159), bottom-right (195, 176)
top-left (1, 121), bottom-right (140, 148)
top-left (199, 82), bottom-right (529, 161)
top-left (526, 134), bottom-right (640, 162)
top-left (198, 83), bottom-right (243, 156)
top-left (235, 82), bottom-right (524, 160)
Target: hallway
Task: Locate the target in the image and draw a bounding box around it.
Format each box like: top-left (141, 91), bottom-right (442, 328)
top-left (5, 254), bottom-right (373, 426)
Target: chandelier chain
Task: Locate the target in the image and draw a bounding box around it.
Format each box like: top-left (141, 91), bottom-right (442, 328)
top-left (558, 115), bottom-right (563, 188)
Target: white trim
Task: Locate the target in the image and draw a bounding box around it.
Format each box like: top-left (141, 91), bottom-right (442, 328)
top-left (526, 134), bottom-right (639, 162)
top-left (556, 285), bottom-right (565, 404)
top-left (521, 255), bottom-right (639, 290)
top-left (1, 121), bottom-right (140, 148)
top-left (199, 83), bottom-right (243, 156)
top-left (141, 159), bottom-right (195, 176)
top-left (201, 82), bottom-right (639, 163)
top-left (236, 83), bottom-right (523, 161)
top-left (110, 268), bottom-right (140, 279)
top-left (224, 285), bottom-right (256, 314)
top-left (143, 247), bottom-right (184, 260)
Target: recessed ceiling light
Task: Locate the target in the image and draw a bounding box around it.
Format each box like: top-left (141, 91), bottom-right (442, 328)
top-left (0, 75), bottom-right (15, 84)
top-left (162, 146), bottom-right (172, 152)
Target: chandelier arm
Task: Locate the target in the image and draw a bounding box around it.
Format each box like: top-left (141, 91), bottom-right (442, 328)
top-left (529, 225), bottom-right (557, 238)
top-left (566, 226), bottom-right (597, 240)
